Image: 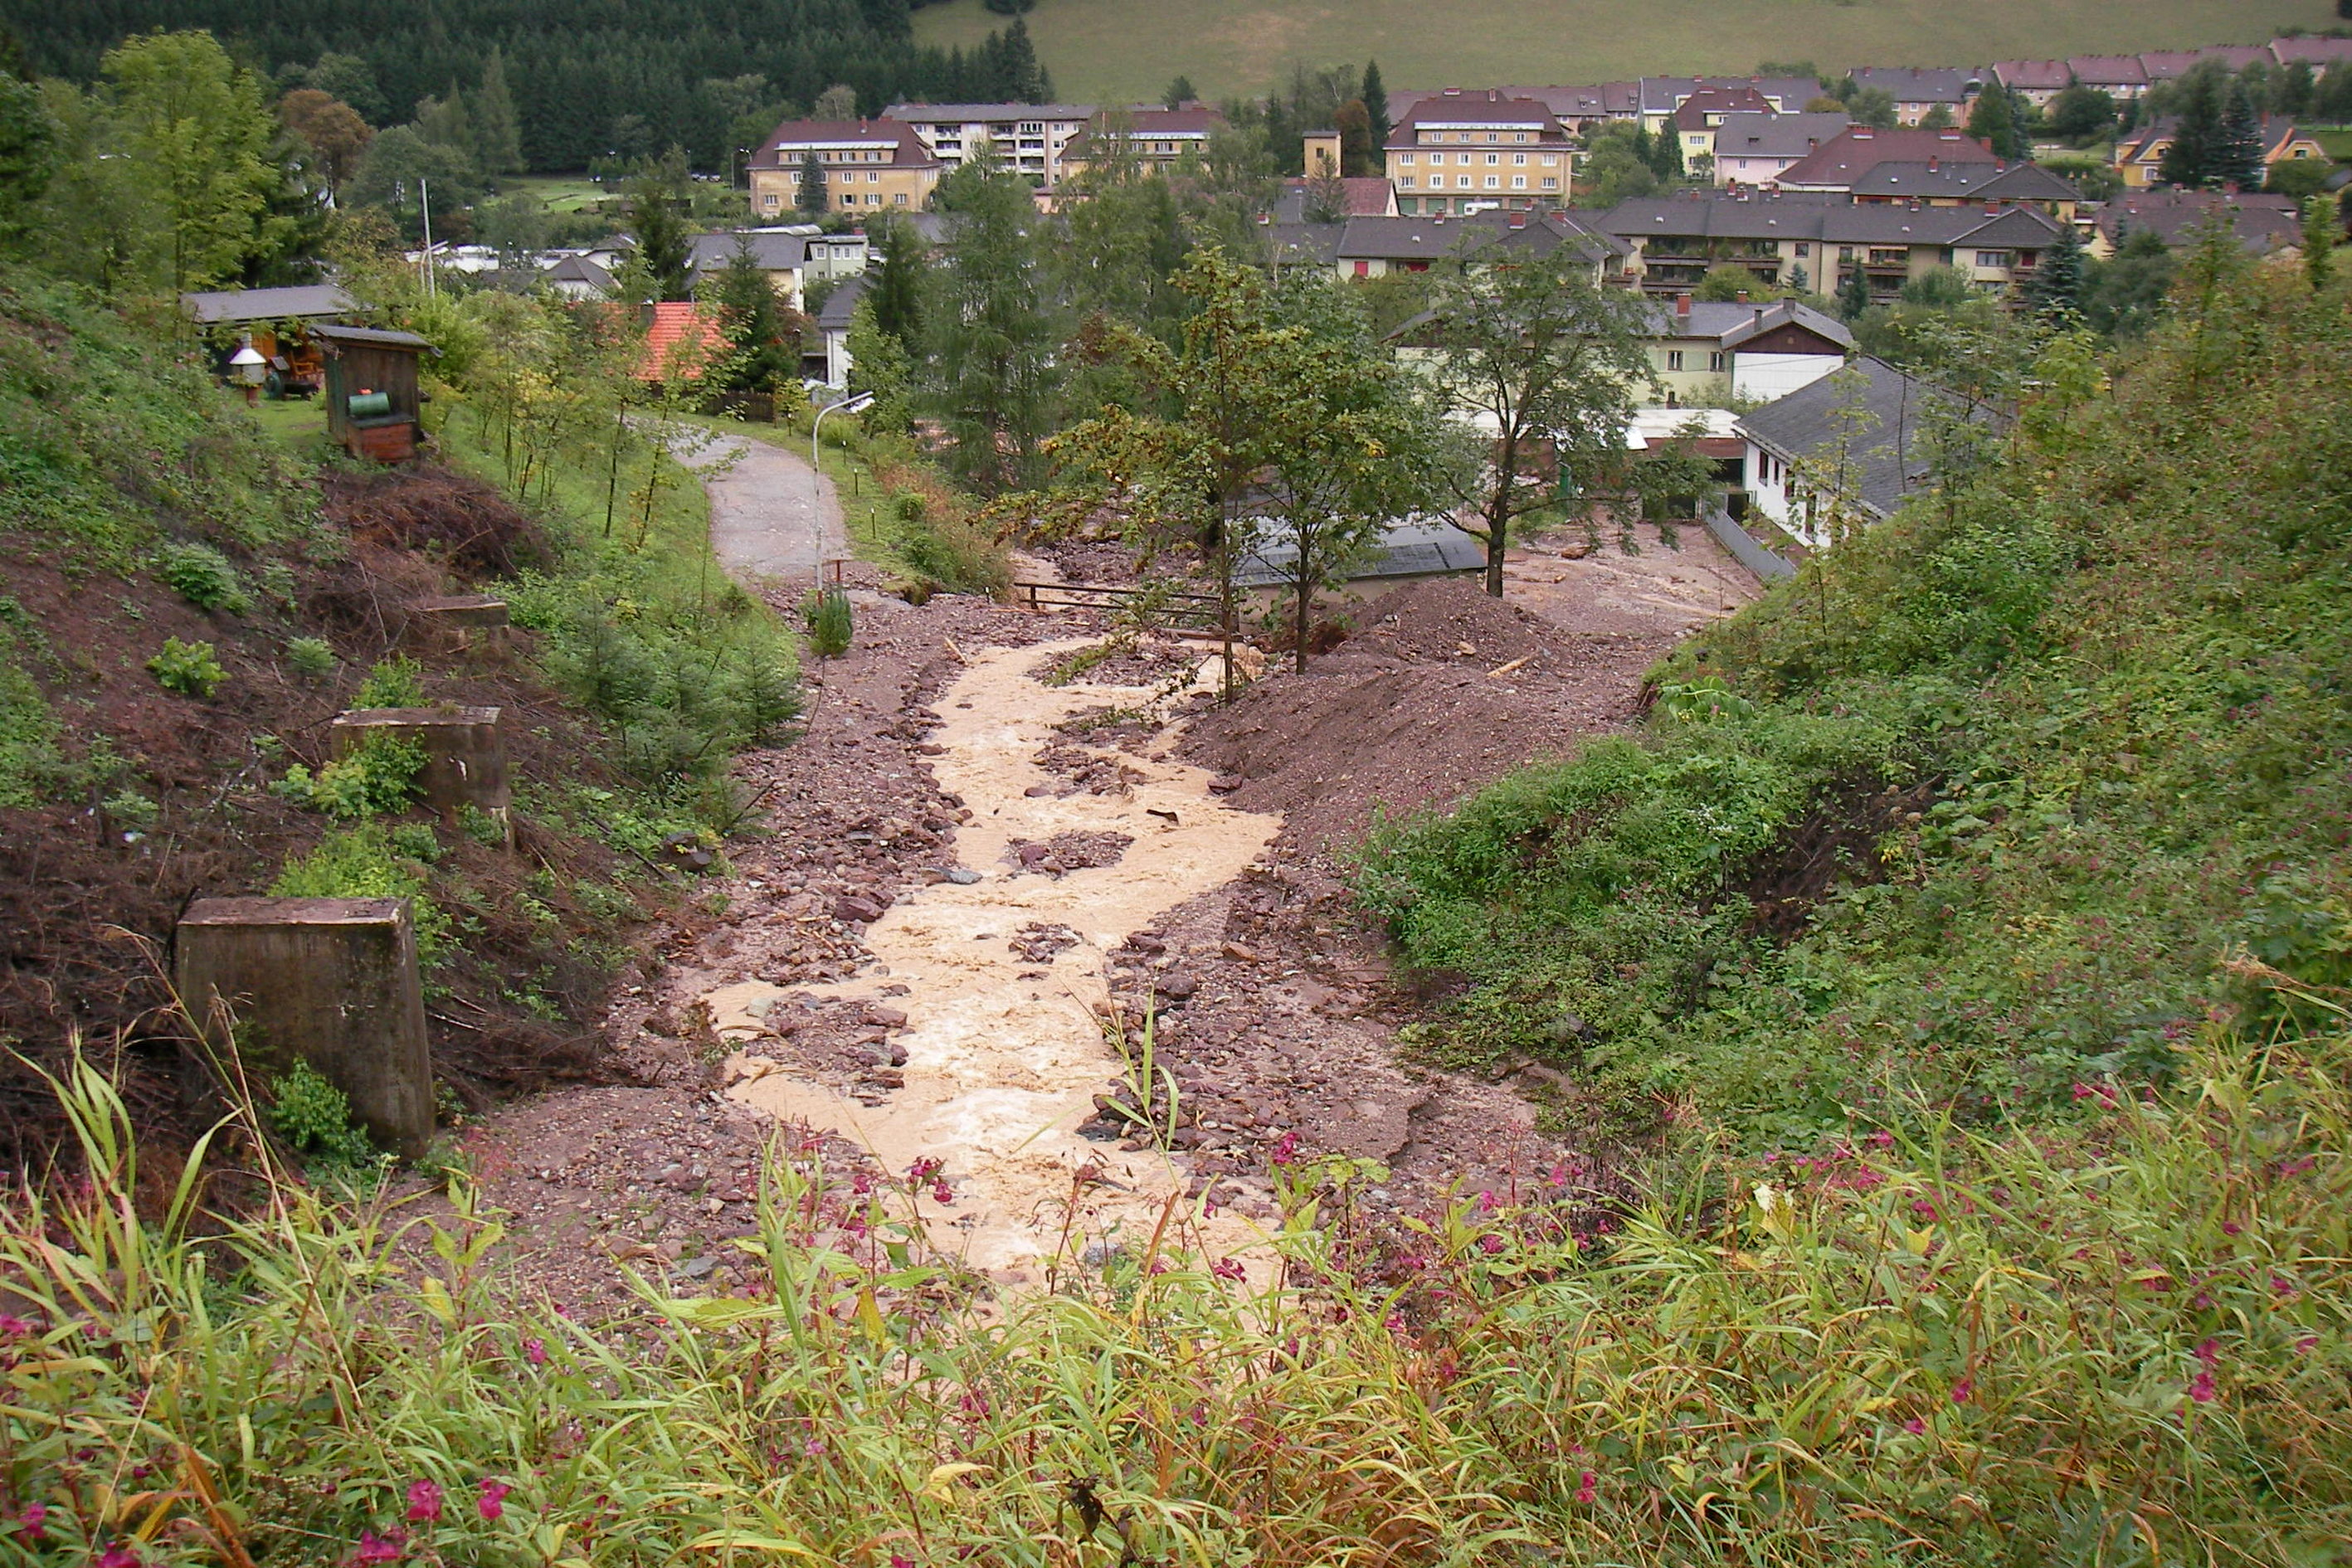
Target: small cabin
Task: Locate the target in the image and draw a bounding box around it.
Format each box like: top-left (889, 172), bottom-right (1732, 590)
top-left (312, 324), bottom-right (434, 463)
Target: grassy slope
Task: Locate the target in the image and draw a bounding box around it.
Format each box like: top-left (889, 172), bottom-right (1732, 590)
top-left (913, 0), bottom-right (2322, 103)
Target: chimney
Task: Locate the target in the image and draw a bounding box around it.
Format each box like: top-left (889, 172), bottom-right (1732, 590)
top-left (1508, 210), bottom-right (1527, 227)
top-left (1984, 202), bottom-right (1999, 216)
top-left (1928, 154), bottom-right (1939, 172)
top-left (1676, 291), bottom-right (1692, 317)
top-left (1735, 290), bottom-right (1750, 303)
top-left (638, 299), bottom-right (657, 329)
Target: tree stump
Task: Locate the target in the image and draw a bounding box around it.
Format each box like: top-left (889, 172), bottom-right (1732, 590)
top-left (331, 705), bottom-right (510, 840)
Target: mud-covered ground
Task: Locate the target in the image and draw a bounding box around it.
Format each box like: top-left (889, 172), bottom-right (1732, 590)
top-left (436, 536), bottom-right (1758, 1311)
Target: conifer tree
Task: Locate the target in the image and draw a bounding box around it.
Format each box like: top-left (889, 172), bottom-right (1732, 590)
top-left (1837, 262), bottom-right (1872, 320)
top-left (2306, 194), bottom-right (2337, 293)
top-left (1649, 124), bottom-right (1684, 183)
top-left (2160, 66), bottom-right (2226, 187)
top-left (1361, 61), bottom-right (1390, 155)
top-left (2213, 80), bottom-right (2268, 192)
top-left (2023, 221), bottom-right (2086, 319)
top-left (796, 149), bottom-right (827, 217)
top-left (867, 212), bottom-right (925, 347)
top-left (706, 234), bottom-right (796, 399)
top-left (626, 169), bottom-right (691, 300)
top-left (473, 48), bottom-right (523, 174)
top-left (1163, 75), bottom-right (1195, 109)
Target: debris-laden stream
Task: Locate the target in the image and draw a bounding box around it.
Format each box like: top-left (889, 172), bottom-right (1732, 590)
top-left (705, 640), bottom-right (1280, 1277)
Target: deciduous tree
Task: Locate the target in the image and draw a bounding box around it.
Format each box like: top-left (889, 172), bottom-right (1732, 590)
top-left (1423, 239), bottom-right (1664, 597)
top-left (104, 29), bottom-right (290, 291)
top-left (280, 87), bottom-right (372, 196)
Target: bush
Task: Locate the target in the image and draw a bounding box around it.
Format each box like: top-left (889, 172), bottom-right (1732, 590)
top-left (147, 637), bottom-right (225, 698)
top-left (801, 586), bottom-right (853, 658)
top-left (153, 540), bottom-right (252, 614)
top-left (270, 822), bottom-right (452, 965)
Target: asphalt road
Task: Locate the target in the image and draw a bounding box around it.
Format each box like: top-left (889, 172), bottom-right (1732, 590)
top-left (670, 425), bottom-right (849, 588)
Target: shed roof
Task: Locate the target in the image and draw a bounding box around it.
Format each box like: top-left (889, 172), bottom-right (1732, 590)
top-left (309, 324), bottom-right (432, 350)
top-left (179, 284), bottom-right (356, 324)
top-left (1233, 519), bottom-right (1485, 587)
top-left (684, 231), bottom-right (810, 275)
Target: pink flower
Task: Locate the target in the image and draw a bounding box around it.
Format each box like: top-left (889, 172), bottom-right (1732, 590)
top-left (2188, 1371), bottom-right (2218, 1404)
top-left (523, 1337), bottom-right (547, 1366)
top-left (891, 1556), bottom-right (917, 1568)
top-left (405, 1480), bottom-right (443, 1523)
top-left (1271, 1130), bottom-right (1299, 1166)
top-left (908, 1157), bottom-right (943, 1185)
top-left (352, 1530), bottom-right (405, 1564)
top-left (1950, 1377), bottom-right (1974, 1405)
top-left (1903, 1418), bottom-right (1926, 1434)
top-left (2295, 1335), bottom-right (2320, 1355)
top-left (1573, 1470), bottom-right (1597, 1505)
top-left (95, 1546), bottom-right (142, 1568)
top-left (477, 1481), bottom-right (511, 1522)
top-left (1210, 1257), bottom-right (1244, 1283)
top-left (13, 1503), bottom-right (45, 1541)
top-left (1475, 1190), bottom-right (1497, 1214)
top-left (2194, 1337), bottom-right (2221, 1366)
top-left (931, 1181), bottom-right (955, 1205)
top-left (0, 1314), bottom-right (30, 1337)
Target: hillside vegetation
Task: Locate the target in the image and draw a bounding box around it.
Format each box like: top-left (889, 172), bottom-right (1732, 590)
top-left (1360, 242), bottom-right (2352, 1151)
top-left (914, 0), bottom-right (2321, 103)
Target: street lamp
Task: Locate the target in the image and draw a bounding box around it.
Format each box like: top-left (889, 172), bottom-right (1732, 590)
top-left (809, 392), bottom-right (874, 587)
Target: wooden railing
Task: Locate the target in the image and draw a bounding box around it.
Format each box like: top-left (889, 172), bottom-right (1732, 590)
top-left (1012, 579), bottom-right (1229, 634)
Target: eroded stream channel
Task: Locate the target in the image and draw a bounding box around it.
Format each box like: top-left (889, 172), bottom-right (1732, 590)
top-left (702, 640), bottom-right (1280, 1276)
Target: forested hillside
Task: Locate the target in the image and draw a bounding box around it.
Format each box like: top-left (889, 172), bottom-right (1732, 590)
top-left (0, 0), bottom-right (1051, 170)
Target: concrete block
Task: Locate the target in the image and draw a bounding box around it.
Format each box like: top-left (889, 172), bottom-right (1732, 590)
top-left (407, 594), bottom-right (511, 650)
top-left (176, 897), bottom-right (434, 1158)
top-left (331, 705), bottom-right (509, 832)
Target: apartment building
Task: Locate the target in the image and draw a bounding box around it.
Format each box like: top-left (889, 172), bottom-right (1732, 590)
top-left (882, 101), bottom-right (1096, 184)
top-left (748, 119), bottom-right (942, 217)
top-left (1055, 105), bottom-right (1227, 181)
top-left (1711, 112), bottom-right (1852, 187)
top-left (1600, 191), bottom-right (2066, 302)
top-left (1384, 89), bottom-right (1575, 216)
top-left (1771, 126), bottom-right (1999, 194)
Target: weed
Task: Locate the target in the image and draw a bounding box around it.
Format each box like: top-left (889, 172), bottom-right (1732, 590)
top-left (270, 822), bottom-right (453, 966)
top-left (147, 637), bottom-right (225, 698)
top-left (263, 1059), bottom-right (378, 1175)
top-left (153, 540), bottom-right (252, 614)
top-left (353, 656), bottom-right (427, 708)
top-left (272, 732), bottom-right (426, 818)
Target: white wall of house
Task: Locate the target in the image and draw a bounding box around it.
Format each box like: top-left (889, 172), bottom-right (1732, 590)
top-left (823, 325), bottom-right (853, 390)
top-left (1731, 352), bottom-right (1843, 403)
top-left (1742, 440), bottom-right (1807, 543)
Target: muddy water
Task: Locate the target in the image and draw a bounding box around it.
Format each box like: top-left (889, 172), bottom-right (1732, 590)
top-left (711, 640), bottom-right (1281, 1276)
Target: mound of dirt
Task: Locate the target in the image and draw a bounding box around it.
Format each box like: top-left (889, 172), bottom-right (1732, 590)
top-left (1186, 580), bottom-right (1672, 851)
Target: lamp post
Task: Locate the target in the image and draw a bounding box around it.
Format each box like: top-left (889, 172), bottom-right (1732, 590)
top-left (809, 392), bottom-right (874, 587)
top-left (229, 341), bottom-right (267, 406)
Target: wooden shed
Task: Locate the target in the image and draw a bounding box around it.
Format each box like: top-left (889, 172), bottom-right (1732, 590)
top-left (312, 324), bottom-right (434, 463)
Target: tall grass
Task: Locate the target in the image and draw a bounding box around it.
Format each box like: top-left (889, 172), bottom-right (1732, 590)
top-left (6, 1015), bottom-right (2348, 1564)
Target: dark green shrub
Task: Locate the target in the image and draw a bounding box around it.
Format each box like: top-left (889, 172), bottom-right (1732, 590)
top-left (285, 637), bottom-right (337, 679)
top-left (353, 657), bottom-right (426, 708)
top-left (802, 587), bottom-right (853, 658)
top-left (153, 541), bottom-right (252, 614)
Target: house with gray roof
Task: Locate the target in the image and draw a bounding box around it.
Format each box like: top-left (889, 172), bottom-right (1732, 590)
top-left (810, 273), bottom-right (869, 390)
top-left (1736, 356), bottom-right (1954, 547)
top-left (1846, 67), bottom-right (1982, 124)
top-left (1332, 208), bottom-right (1629, 282)
top-left (1638, 75), bottom-right (1826, 129)
top-left (1711, 111), bottom-right (1853, 187)
top-left (1643, 295), bottom-right (1853, 404)
top-left (1847, 159), bottom-right (2083, 217)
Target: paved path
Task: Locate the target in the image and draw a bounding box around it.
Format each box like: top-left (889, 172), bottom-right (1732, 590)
top-left (670, 426), bottom-right (849, 589)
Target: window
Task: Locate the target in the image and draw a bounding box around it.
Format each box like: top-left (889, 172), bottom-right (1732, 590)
top-left (762, 193), bottom-right (779, 208)
top-left (894, 192), bottom-right (908, 204)
top-left (1514, 132), bottom-right (1527, 144)
top-left (1399, 153), bottom-right (1415, 166)
top-left (1541, 177), bottom-right (1558, 189)
top-left (1512, 174), bottom-right (1527, 188)
top-left (1974, 249), bottom-right (2014, 268)
top-left (868, 171), bottom-right (880, 183)
top-left (1838, 246), bottom-right (1853, 260)
top-left (1794, 242), bottom-right (1809, 257)
top-left (1541, 154), bottom-right (1558, 166)
top-left (1486, 132), bottom-right (1497, 142)
top-left (1486, 152), bottom-right (1499, 165)
top-left (1708, 351), bottom-right (1727, 371)
top-left (1400, 176), bottom-right (1415, 188)
top-left (1513, 152), bottom-right (1527, 165)
top-left (1354, 260), bottom-right (1370, 277)
top-left (1484, 174), bottom-right (1500, 188)
top-left (1667, 350), bottom-right (1684, 371)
